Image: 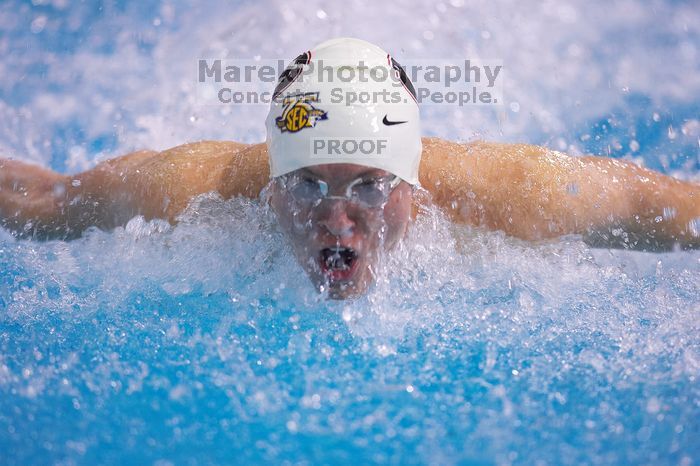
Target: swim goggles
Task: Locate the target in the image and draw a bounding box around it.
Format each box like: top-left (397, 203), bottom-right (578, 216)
top-left (277, 173), bottom-right (401, 209)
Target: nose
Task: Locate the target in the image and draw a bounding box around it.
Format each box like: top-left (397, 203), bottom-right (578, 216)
top-left (318, 200), bottom-right (355, 238)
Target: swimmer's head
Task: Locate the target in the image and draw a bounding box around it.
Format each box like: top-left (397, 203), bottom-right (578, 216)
top-left (265, 38), bottom-right (421, 299)
top-left (265, 37), bottom-right (422, 184)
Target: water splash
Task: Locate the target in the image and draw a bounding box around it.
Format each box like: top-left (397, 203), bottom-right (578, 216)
top-left (1, 0), bottom-right (700, 463)
top-left (1, 197), bottom-right (698, 464)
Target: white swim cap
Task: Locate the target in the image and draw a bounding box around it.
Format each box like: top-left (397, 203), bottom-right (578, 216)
top-left (265, 37), bottom-right (422, 185)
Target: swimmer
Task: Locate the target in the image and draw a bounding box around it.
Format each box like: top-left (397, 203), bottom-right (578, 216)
top-left (1, 38), bottom-right (699, 299)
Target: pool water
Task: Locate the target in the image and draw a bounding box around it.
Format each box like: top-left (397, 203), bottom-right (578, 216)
top-left (1, 0), bottom-right (699, 464)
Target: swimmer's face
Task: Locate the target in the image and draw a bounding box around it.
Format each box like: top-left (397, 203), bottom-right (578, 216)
top-left (270, 164), bottom-right (413, 299)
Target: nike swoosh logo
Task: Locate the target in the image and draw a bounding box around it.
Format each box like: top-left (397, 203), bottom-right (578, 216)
top-left (382, 115), bottom-right (407, 126)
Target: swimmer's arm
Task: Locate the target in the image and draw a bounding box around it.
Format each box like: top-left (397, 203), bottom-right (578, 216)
top-left (0, 159), bottom-right (72, 239)
top-left (0, 150), bottom-right (159, 239)
top-left (420, 138), bottom-right (700, 251)
top-left (562, 155), bottom-right (700, 250)
top-left (0, 141), bottom-right (270, 240)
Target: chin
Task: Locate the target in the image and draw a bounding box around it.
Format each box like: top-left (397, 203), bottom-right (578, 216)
top-left (307, 263), bottom-right (373, 300)
top-left (326, 280), bottom-right (369, 300)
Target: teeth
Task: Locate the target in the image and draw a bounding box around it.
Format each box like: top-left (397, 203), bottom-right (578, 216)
top-left (321, 247), bottom-right (357, 271)
top-left (330, 254), bottom-right (347, 270)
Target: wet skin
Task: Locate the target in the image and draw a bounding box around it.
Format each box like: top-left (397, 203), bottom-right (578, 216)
top-left (2, 138), bottom-right (699, 301)
top-left (270, 163), bottom-right (413, 299)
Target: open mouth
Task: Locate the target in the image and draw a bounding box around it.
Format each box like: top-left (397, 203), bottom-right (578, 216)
top-left (319, 247), bottom-right (359, 282)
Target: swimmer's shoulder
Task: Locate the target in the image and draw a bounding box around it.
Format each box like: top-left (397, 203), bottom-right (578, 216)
top-left (420, 137), bottom-right (546, 166)
top-left (419, 137), bottom-right (498, 188)
top-left (136, 140), bottom-right (270, 198)
top-left (101, 140), bottom-right (251, 178)
top-left (91, 140), bottom-right (269, 221)
top-left (418, 137), bottom-right (491, 205)
top-left (419, 137), bottom-right (550, 184)
top-left (417, 137), bottom-right (553, 216)
top-left (144, 140), bottom-right (250, 175)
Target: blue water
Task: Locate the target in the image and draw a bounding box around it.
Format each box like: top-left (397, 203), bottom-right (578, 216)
top-left (1, 1), bottom-right (700, 464)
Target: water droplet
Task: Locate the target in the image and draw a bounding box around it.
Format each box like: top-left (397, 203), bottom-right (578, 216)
top-left (53, 183), bottom-right (66, 197)
top-left (667, 125), bottom-right (676, 140)
top-left (681, 119), bottom-right (700, 137)
top-left (30, 16), bottom-right (47, 34)
top-left (688, 218), bottom-right (700, 237)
